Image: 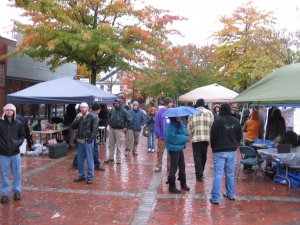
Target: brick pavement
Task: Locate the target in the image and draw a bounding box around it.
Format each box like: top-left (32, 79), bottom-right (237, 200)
top-left (1, 136), bottom-right (300, 225)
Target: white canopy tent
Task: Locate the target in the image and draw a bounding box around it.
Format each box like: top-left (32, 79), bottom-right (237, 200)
top-left (178, 83), bottom-right (239, 103)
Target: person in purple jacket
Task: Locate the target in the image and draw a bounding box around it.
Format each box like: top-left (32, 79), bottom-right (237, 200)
top-left (154, 97), bottom-right (173, 172)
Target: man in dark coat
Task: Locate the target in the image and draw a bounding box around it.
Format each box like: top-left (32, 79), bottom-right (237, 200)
top-left (0, 104), bottom-right (25, 204)
top-left (210, 103), bottom-right (242, 204)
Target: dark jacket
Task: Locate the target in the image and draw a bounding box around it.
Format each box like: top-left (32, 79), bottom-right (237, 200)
top-left (165, 119), bottom-right (189, 152)
top-left (146, 114), bottom-right (155, 131)
top-left (71, 113), bottom-right (99, 143)
top-left (210, 103), bottom-right (242, 153)
top-left (0, 116), bottom-right (26, 156)
top-left (128, 108), bottom-right (145, 131)
top-left (108, 99), bottom-right (132, 129)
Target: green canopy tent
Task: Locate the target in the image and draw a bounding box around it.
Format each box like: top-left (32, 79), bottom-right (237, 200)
top-left (232, 63), bottom-right (300, 105)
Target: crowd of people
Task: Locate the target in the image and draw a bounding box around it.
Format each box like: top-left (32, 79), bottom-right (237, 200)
top-left (1, 98), bottom-right (296, 205)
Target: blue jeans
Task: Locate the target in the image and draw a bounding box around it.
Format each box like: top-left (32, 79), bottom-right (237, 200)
top-left (0, 154), bottom-right (21, 196)
top-left (93, 139), bottom-right (100, 168)
top-left (211, 151), bottom-right (236, 202)
top-left (77, 142), bottom-right (94, 180)
top-left (147, 130), bottom-right (155, 149)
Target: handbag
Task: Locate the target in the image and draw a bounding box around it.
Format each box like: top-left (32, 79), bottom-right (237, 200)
top-left (142, 126), bottom-right (149, 137)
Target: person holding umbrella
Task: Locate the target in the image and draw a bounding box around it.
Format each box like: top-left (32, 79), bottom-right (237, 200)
top-left (164, 106), bottom-right (201, 193)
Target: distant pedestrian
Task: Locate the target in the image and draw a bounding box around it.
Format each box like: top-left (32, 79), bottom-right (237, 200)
top-left (154, 97), bottom-right (173, 172)
top-left (0, 104), bottom-right (26, 204)
top-left (210, 103), bottom-right (242, 204)
top-left (212, 104), bottom-right (220, 120)
top-left (63, 104), bottom-right (77, 149)
top-left (91, 103), bottom-right (105, 171)
top-left (105, 99), bottom-right (132, 164)
top-left (146, 107), bottom-right (156, 152)
top-left (125, 101), bottom-right (145, 156)
top-left (188, 99), bottom-right (214, 182)
top-left (72, 102), bottom-right (99, 184)
top-left (231, 104), bottom-right (241, 122)
top-left (165, 117), bottom-right (189, 193)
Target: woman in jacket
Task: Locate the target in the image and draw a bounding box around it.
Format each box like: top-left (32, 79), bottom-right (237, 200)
top-left (243, 109), bottom-right (262, 146)
top-left (266, 108), bottom-right (286, 141)
top-left (165, 117), bottom-right (190, 193)
top-left (146, 107), bottom-right (156, 153)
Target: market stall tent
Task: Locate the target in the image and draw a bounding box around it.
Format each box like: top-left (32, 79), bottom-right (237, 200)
top-left (178, 83), bottom-right (239, 103)
top-left (232, 63), bottom-right (300, 104)
top-left (7, 76), bottom-right (116, 104)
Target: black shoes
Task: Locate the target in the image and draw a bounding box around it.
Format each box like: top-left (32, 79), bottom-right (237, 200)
top-left (95, 166), bottom-right (105, 171)
top-left (86, 179), bottom-right (93, 184)
top-left (73, 177), bottom-right (86, 182)
top-left (223, 193), bottom-right (236, 200)
top-left (104, 159), bottom-right (114, 163)
top-left (1, 195), bottom-right (8, 204)
top-left (196, 176), bottom-right (203, 182)
top-left (14, 192), bottom-right (21, 201)
top-left (210, 199), bottom-right (219, 205)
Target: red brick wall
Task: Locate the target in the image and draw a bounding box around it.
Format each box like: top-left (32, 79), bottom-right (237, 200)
top-left (0, 37), bottom-right (17, 110)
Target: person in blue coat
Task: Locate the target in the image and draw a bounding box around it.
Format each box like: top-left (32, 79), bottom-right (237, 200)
top-left (125, 101), bottom-right (145, 156)
top-left (165, 117), bottom-right (190, 193)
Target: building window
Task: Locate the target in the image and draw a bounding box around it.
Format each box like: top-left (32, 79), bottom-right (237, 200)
top-left (0, 63), bottom-right (4, 86)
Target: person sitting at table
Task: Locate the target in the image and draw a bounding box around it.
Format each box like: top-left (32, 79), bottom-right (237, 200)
top-left (265, 108), bottom-right (286, 142)
top-left (242, 109), bottom-right (263, 171)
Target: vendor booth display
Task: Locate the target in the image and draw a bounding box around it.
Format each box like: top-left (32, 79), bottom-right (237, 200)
top-left (178, 83), bottom-right (239, 103)
top-left (6, 76), bottom-right (116, 104)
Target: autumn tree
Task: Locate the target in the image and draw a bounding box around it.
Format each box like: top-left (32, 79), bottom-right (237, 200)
top-left (9, 0), bottom-right (183, 85)
top-left (138, 44), bottom-right (222, 98)
top-left (213, 1), bottom-right (300, 91)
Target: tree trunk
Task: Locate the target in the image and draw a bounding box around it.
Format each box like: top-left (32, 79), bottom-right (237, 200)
top-left (90, 67), bottom-right (97, 85)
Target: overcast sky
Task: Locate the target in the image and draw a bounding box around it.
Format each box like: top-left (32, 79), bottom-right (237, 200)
top-left (1, 0), bottom-right (300, 45)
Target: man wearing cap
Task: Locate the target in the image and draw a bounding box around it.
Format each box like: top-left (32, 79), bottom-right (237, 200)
top-left (105, 99), bottom-right (132, 164)
top-left (0, 103), bottom-right (25, 204)
top-left (125, 101), bottom-right (146, 156)
top-left (188, 98), bottom-right (214, 182)
top-left (91, 103), bottom-right (105, 171)
top-left (72, 102), bottom-right (99, 184)
top-left (154, 97), bottom-right (173, 172)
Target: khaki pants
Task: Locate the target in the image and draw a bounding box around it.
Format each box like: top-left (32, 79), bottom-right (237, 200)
top-left (126, 130), bottom-right (140, 154)
top-left (156, 139), bottom-right (170, 169)
top-left (108, 127), bottom-right (125, 161)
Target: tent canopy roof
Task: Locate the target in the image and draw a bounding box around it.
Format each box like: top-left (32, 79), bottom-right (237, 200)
top-left (178, 83), bottom-right (239, 103)
top-left (233, 63), bottom-right (300, 104)
top-left (7, 76), bottom-right (116, 104)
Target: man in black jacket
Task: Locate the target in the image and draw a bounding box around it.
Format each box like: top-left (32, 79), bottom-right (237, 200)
top-left (72, 102), bottom-right (99, 184)
top-left (210, 103), bottom-right (242, 204)
top-left (105, 99), bottom-right (132, 164)
top-left (0, 104), bottom-right (25, 204)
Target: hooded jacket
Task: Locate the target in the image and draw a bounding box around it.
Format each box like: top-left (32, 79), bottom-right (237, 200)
top-left (108, 99), bottom-right (132, 129)
top-left (165, 118), bottom-right (189, 152)
top-left (210, 103), bottom-right (242, 153)
top-left (243, 110), bottom-right (262, 142)
top-left (0, 115), bottom-right (26, 156)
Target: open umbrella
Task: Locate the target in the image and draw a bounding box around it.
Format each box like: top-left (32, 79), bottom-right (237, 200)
top-left (163, 106), bottom-right (202, 118)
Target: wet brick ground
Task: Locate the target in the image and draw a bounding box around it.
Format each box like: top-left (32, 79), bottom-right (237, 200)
top-left (1, 136), bottom-right (300, 224)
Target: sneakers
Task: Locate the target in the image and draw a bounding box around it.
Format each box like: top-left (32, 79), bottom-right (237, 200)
top-left (223, 193), bottom-right (236, 200)
top-left (154, 167), bottom-right (161, 172)
top-left (1, 195), bottom-right (8, 204)
top-left (104, 159), bottom-right (114, 163)
top-left (73, 177), bottom-right (86, 182)
top-left (14, 192), bottom-right (21, 201)
top-left (133, 152), bottom-right (138, 156)
top-left (151, 149), bottom-right (155, 152)
top-left (116, 160), bottom-right (121, 164)
top-left (148, 148), bottom-right (151, 152)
